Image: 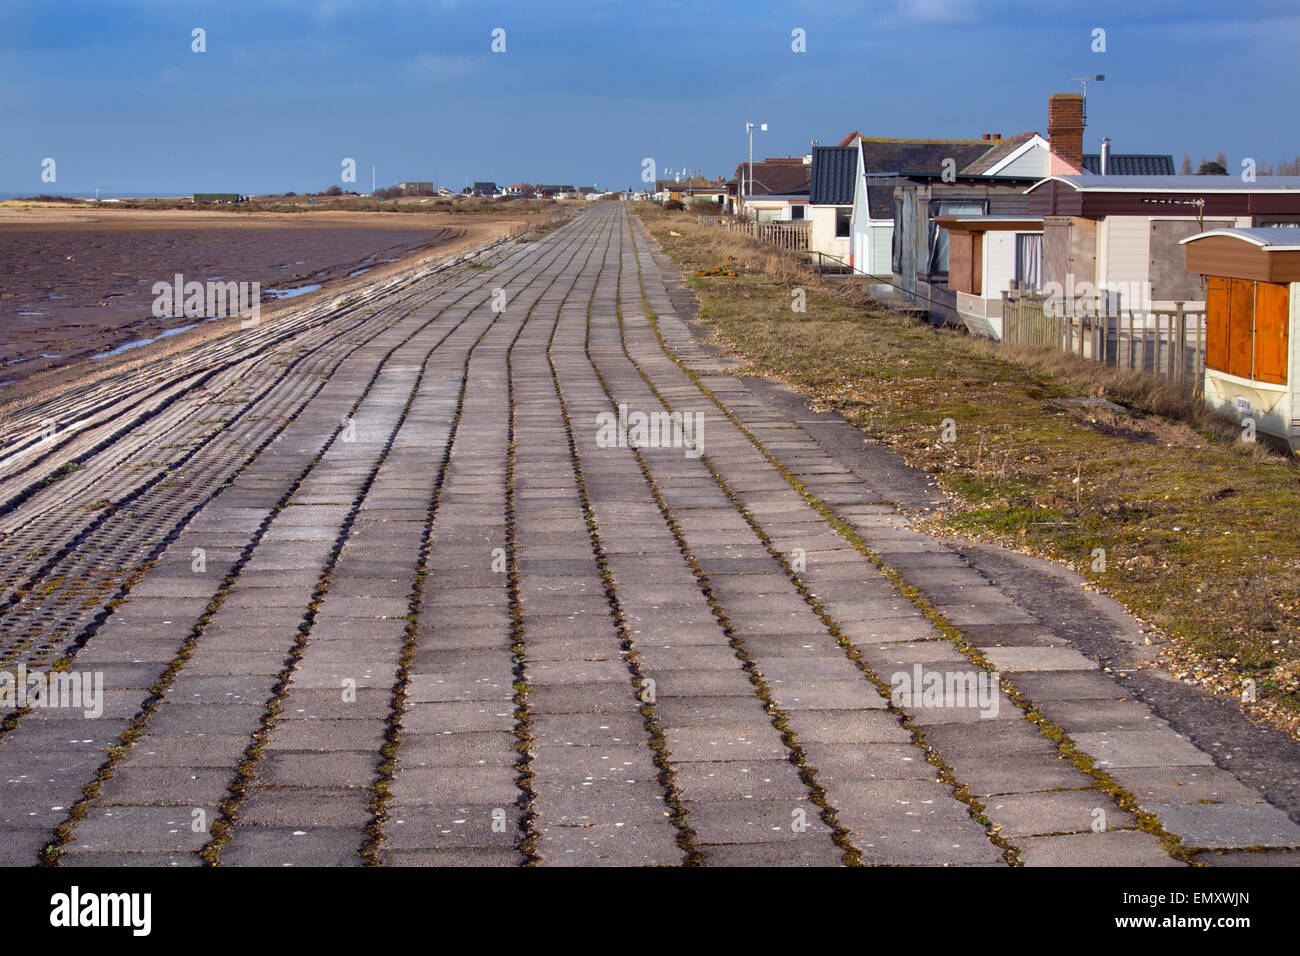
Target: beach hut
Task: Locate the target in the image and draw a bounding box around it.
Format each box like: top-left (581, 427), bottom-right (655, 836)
top-left (1182, 227), bottom-right (1300, 452)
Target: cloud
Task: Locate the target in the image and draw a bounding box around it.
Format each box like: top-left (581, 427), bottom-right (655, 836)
top-left (408, 53), bottom-right (480, 78)
top-left (895, 0), bottom-right (982, 22)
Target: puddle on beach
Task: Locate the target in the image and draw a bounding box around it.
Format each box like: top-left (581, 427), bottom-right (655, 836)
top-left (264, 284), bottom-right (322, 299)
top-left (92, 322), bottom-right (202, 359)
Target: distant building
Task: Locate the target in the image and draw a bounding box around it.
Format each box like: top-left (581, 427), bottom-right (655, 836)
top-left (193, 193), bottom-right (247, 203)
top-left (507, 183), bottom-right (535, 198)
top-left (398, 182), bottom-right (435, 195)
top-left (733, 158), bottom-right (811, 221)
top-left (472, 181), bottom-right (498, 197)
top-left (655, 177), bottom-right (728, 206)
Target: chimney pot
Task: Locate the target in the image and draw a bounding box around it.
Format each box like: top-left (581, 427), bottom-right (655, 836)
top-left (993, 133), bottom-right (1002, 141)
top-left (982, 133), bottom-right (991, 140)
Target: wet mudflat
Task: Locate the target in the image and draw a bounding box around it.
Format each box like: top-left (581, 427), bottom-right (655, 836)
top-left (0, 215), bottom-right (460, 386)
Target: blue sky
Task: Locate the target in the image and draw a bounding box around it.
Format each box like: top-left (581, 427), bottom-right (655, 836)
top-left (2, 0), bottom-right (1297, 195)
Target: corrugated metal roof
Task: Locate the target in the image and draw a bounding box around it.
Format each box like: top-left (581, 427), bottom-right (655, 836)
top-left (1081, 154), bottom-right (1175, 175)
top-left (1033, 174), bottom-right (1300, 192)
top-left (809, 147), bottom-right (857, 205)
top-left (1179, 227), bottom-right (1300, 248)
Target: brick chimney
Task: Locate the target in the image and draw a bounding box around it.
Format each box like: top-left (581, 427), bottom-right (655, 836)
top-left (1048, 93), bottom-right (1084, 174)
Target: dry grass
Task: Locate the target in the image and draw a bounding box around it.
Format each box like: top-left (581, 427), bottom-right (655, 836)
top-left (636, 202), bottom-right (1300, 735)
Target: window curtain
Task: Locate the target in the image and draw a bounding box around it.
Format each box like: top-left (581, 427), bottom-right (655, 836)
top-left (891, 196), bottom-right (904, 273)
top-left (1014, 233), bottom-right (1043, 291)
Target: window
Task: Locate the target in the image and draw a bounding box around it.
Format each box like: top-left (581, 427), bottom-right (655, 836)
top-left (835, 207), bottom-right (851, 238)
top-left (927, 200), bottom-right (985, 275)
top-left (1014, 233), bottom-right (1043, 291)
top-left (790, 205), bottom-right (805, 220)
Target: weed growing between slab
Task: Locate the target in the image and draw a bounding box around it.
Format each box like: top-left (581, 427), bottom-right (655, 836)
top-left (199, 266), bottom-right (520, 863)
top-left (362, 307), bottom-right (494, 864)
top-left (544, 216), bottom-right (701, 863)
top-left (501, 220), bottom-right (597, 863)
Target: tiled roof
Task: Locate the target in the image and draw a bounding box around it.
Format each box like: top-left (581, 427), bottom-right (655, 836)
top-left (809, 147), bottom-right (857, 205)
top-left (1081, 154), bottom-right (1176, 175)
top-left (737, 162), bottom-right (810, 197)
top-left (860, 138), bottom-right (994, 176)
top-left (865, 176), bottom-right (901, 221)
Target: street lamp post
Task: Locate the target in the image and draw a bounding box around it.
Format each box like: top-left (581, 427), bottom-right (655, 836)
top-left (745, 122), bottom-right (767, 219)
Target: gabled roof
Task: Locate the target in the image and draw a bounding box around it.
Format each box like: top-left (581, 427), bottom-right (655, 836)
top-left (960, 133), bottom-right (1040, 175)
top-left (809, 147), bottom-right (857, 205)
top-left (1081, 154), bottom-right (1176, 175)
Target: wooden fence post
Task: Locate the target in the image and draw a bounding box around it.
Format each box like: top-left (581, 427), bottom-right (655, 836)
top-left (1175, 303), bottom-right (1186, 385)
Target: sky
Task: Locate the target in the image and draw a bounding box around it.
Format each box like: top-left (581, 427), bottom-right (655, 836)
top-left (2, 0), bottom-right (1298, 195)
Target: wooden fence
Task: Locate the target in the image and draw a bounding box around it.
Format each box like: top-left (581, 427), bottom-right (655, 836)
top-left (1001, 292), bottom-right (1207, 392)
top-left (699, 215), bottom-right (810, 251)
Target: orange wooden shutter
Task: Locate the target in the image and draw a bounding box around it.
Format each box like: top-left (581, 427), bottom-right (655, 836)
top-left (1254, 280), bottom-right (1289, 386)
top-left (1228, 278), bottom-right (1255, 379)
top-left (1206, 275), bottom-right (1229, 374)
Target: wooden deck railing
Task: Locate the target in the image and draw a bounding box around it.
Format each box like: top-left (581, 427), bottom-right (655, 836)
top-left (699, 215), bottom-right (810, 251)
